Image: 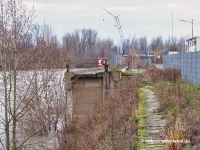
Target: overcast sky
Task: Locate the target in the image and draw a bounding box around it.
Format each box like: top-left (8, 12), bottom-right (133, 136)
top-left (24, 0), bottom-right (200, 44)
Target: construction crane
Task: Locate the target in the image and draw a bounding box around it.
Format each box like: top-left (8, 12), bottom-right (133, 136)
top-left (103, 8), bottom-right (127, 53)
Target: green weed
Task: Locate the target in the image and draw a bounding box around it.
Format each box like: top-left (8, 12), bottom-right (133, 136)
top-left (137, 88), bottom-right (148, 148)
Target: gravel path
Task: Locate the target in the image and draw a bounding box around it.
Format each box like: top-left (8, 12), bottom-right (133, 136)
top-left (140, 87), bottom-right (167, 150)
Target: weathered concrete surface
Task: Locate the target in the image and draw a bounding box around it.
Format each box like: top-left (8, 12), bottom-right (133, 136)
top-left (72, 77), bottom-right (104, 119)
top-left (65, 70), bottom-right (122, 120)
top-left (140, 88), bottom-right (167, 150)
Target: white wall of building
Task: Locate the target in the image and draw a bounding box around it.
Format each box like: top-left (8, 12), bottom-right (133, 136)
top-left (186, 37), bottom-right (200, 52)
top-left (196, 38), bottom-right (200, 51)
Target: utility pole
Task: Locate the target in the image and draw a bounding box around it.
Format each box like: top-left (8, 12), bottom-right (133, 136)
top-left (171, 9), bottom-right (174, 43)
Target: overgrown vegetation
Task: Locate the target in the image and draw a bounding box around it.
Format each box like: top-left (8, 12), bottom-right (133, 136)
top-left (110, 66), bottom-right (123, 72)
top-left (154, 82), bottom-right (200, 149)
top-left (143, 65), bottom-right (181, 84)
top-left (58, 75), bottom-right (141, 150)
top-left (144, 66), bottom-right (200, 150)
top-left (124, 70), bottom-right (139, 76)
top-left (137, 88), bottom-right (147, 148)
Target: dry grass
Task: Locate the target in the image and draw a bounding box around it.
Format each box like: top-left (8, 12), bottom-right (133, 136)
top-left (143, 65), bottom-right (181, 83)
top-left (147, 69), bottom-right (200, 150)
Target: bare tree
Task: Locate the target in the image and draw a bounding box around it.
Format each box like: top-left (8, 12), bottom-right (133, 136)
top-left (0, 0), bottom-right (35, 149)
top-left (62, 32), bottom-right (81, 68)
top-left (138, 36), bottom-right (147, 53)
top-left (97, 38), bottom-right (114, 58)
top-left (150, 36), bottom-right (164, 52)
top-left (0, 1), bottom-right (69, 149)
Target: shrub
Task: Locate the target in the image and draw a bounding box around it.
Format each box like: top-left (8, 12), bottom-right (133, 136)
top-left (143, 65), bottom-right (181, 83)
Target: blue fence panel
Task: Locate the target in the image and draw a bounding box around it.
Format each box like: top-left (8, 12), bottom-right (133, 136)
top-left (109, 52), bottom-right (123, 66)
top-left (163, 51), bottom-right (200, 85)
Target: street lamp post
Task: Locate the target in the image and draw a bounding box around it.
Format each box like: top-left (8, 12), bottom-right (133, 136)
top-left (180, 19), bottom-right (193, 38)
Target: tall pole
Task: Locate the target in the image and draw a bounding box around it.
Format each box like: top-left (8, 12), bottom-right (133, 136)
top-left (192, 19), bottom-right (193, 38)
top-left (172, 9), bottom-right (174, 43)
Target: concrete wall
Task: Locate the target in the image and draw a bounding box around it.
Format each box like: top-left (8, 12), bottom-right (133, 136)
top-left (64, 71), bottom-right (122, 121)
top-left (72, 77), bottom-right (104, 119)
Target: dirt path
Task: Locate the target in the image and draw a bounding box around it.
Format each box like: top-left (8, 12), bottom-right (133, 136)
top-left (139, 87), bottom-right (167, 150)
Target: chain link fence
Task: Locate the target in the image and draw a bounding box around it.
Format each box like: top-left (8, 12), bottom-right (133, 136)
top-left (163, 51), bottom-right (200, 85)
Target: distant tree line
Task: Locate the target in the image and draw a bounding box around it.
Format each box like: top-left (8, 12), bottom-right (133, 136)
top-left (1, 18), bottom-right (186, 69)
top-left (12, 25), bottom-right (119, 69)
top-left (126, 35), bottom-right (185, 54)
top-left (125, 36), bottom-right (185, 65)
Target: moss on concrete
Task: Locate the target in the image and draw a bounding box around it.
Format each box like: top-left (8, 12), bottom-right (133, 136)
top-left (137, 88), bottom-right (148, 148)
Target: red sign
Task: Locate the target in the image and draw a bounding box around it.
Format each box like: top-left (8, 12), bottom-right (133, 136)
top-left (98, 58), bottom-right (108, 67)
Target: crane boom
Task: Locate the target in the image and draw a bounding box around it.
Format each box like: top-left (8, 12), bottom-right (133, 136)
top-left (103, 8), bottom-right (127, 53)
